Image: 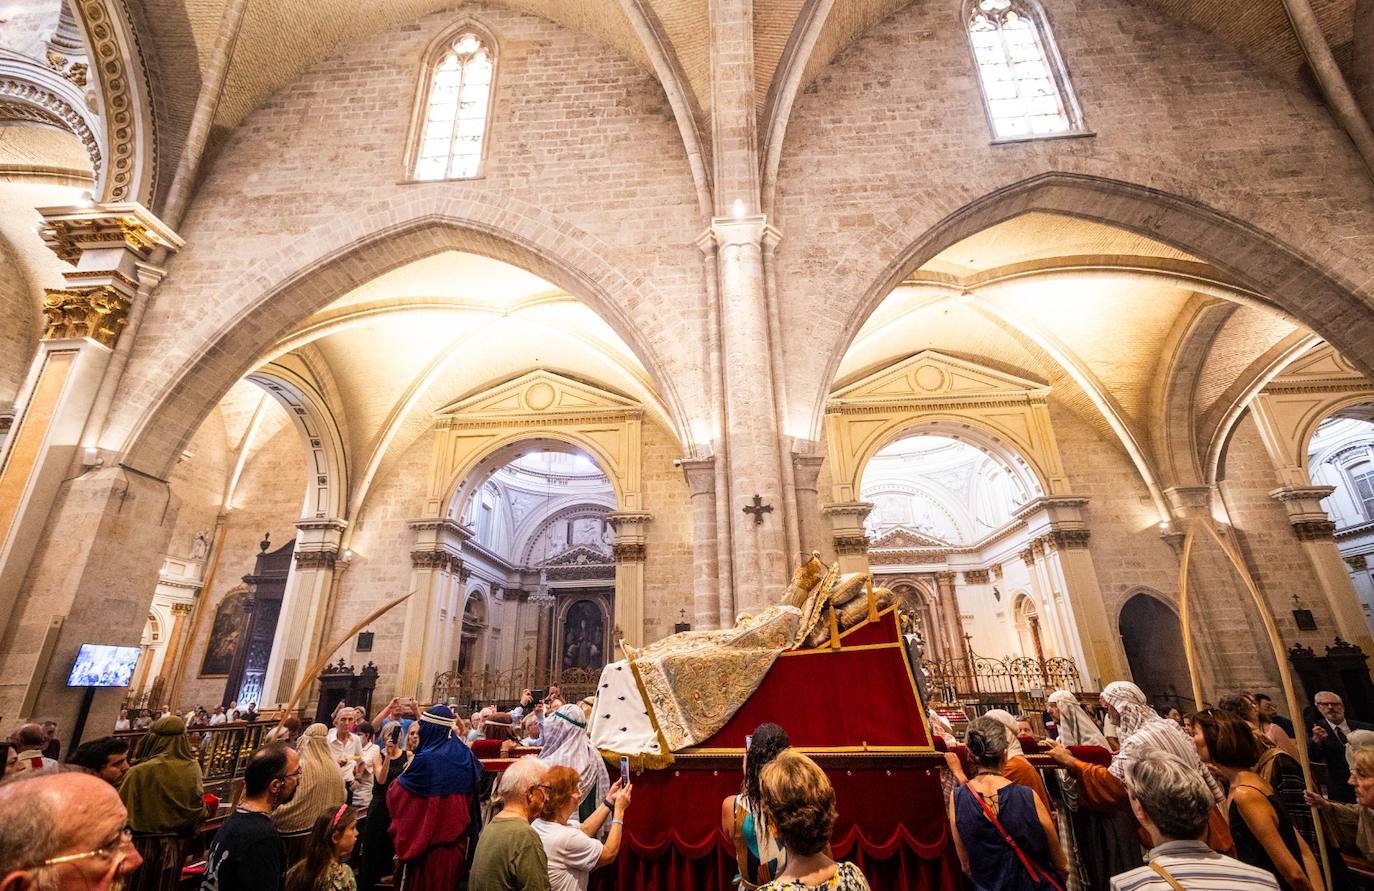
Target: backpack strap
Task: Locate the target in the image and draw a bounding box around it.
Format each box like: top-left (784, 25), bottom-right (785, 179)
top-left (1148, 861), bottom-right (1189, 891)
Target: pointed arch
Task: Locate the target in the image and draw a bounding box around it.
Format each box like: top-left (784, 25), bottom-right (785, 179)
top-left (405, 19), bottom-right (499, 181)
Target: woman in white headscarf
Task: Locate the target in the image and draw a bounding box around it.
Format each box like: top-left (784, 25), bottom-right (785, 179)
top-left (1046, 690), bottom-right (1142, 891)
top-left (538, 703), bottom-right (611, 825)
top-left (1047, 681), bottom-right (1235, 855)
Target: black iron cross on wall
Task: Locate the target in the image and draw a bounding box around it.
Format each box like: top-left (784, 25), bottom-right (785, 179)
top-left (743, 494), bottom-right (773, 525)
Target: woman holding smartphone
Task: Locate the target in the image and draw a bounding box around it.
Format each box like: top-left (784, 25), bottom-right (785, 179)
top-left (721, 724), bottom-right (791, 889)
top-left (358, 723), bottom-right (411, 891)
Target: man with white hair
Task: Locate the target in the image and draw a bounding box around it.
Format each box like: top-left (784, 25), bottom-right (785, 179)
top-left (469, 755), bottom-right (552, 891)
top-left (1312, 690), bottom-right (1374, 803)
top-left (0, 769), bottom-right (145, 889)
top-left (1111, 751), bottom-right (1278, 890)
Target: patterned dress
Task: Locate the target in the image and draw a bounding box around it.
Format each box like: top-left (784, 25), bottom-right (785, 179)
top-left (322, 861), bottom-right (357, 891)
top-left (754, 861), bottom-right (871, 890)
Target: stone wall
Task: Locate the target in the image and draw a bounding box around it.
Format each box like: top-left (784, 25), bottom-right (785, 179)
top-left (773, 0), bottom-right (1374, 435)
top-left (176, 407), bottom-right (308, 711)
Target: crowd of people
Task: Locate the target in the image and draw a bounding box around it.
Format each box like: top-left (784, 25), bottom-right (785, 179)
top-left (3, 683), bottom-right (1374, 890)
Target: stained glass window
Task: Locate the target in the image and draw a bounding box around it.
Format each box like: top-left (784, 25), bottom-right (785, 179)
top-left (966, 0), bottom-right (1079, 140)
top-left (414, 33), bottom-right (493, 180)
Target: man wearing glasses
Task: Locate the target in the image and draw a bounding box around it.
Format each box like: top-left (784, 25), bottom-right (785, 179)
top-left (1310, 690), bottom-right (1374, 803)
top-left (201, 745), bottom-right (302, 891)
top-left (469, 756), bottom-right (553, 891)
top-left (0, 768), bottom-right (144, 889)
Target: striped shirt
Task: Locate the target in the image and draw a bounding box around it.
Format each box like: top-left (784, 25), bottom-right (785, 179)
top-left (1110, 841), bottom-right (1279, 890)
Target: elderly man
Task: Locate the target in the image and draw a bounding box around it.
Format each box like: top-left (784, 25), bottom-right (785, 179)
top-left (12, 724), bottom-right (57, 773)
top-left (469, 756), bottom-right (552, 891)
top-left (1111, 751), bottom-right (1277, 890)
top-left (1311, 690), bottom-right (1374, 803)
top-left (67, 737), bottom-right (131, 787)
top-left (0, 769), bottom-right (145, 889)
top-left (327, 707), bottom-right (364, 797)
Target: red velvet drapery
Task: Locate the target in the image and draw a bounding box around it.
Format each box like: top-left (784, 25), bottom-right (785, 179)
top-left (586, 759), bottom-right (963, 890)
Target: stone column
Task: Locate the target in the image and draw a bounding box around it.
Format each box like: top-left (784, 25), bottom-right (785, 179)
top-left (792, 455), bottom-right (826, 560)
top-left (1270, 484), bottom-right (1374, 654)
top-left (823, 501), bottom-right (872, 573)
top-left (156, 602), bottom-right (193, 688)
top-left (609, 511), bottom-right (652, 647)
top-left (397, 518), bottom-right (469, 699)
top-left (707, 217), bottom-right (787, 611)
top-left (934, 571), bottom-right (971, 672)
top-left (1346, 555), bottom-right (1374, 628)
top-left (260, 518), bottom-right (346, 707)
top-left (680, 458), bottom-right (722, 629)
top-left (0, 205), bottom-right (181, 660)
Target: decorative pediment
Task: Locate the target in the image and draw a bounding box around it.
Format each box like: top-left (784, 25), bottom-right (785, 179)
top-left (829, 350), bottom-right (1049, 411)
top-left (1269, 343), bottom-right (1367, 393)
top-left (870, 527), bottom-right (951, 550)
top-left (436, 370), bottom-right (641, 422)
top-left (543, 544), bottom-right (613, 566)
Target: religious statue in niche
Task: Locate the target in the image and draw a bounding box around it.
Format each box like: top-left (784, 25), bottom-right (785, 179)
top-left (200, 585), bottom-right (249, 676)
top-left (190, 530), bottom-right (210, 560)
top-left (562, 600), bottom-right (605, 669)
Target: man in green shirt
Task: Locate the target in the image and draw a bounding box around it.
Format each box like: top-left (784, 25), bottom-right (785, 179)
top-left (470, 755), bottom-right (553, 891)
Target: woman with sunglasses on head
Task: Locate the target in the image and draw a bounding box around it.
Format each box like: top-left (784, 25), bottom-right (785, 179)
top-left (1191, 709), bottom-right (1323, 891)
top-left (286, 805), bottom-right (360, 891)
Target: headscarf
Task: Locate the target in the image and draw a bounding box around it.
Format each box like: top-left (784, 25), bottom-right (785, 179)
top-left (272, 723), bottom-right (345, 835)
top-left (119, 716), bottom-right (205, 833)
top-left (1102, 681), bottom-right (1223, 804)
top-left (1049, 690), bottom-right (1108, 748)
top-left (983, 709), bottom-right (1024, 758)
top-left (1348, 729), bottom-right (1374, 769)
top-left (396, 705), bottom-right (480, 798)
top-left (539, 704), bottom-right (610, 809)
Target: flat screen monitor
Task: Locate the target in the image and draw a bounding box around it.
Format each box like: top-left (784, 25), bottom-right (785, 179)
top-left (66, 644), bottom-right (141, 688)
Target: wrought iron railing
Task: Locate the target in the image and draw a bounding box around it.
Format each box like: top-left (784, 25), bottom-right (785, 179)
top-left (432, 665), bottom-right (603, 709)
top-left (920, 652), bottom-right (1084, 706)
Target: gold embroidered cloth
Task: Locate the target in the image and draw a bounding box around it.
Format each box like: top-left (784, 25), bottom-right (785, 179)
top-left (634, 605), bottom-right (800, 751)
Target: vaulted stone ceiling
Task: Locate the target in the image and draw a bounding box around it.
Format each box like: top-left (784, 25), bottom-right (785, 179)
top-left (127, 0), bottom-right (1357, 184)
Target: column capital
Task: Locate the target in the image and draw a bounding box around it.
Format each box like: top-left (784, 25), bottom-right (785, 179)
top-left (1347, 555), bottom-right (1368, 571)
top-left (606, 511), bottom-right (653, 530)
top-left (1164, 485), bottom-right (1217, 518)
top-left (791, 454), bottom-right (825, 492)
top-left (822, 500), bottom-right (874, 522)
top-left (678, 457), bottom-right (716, 495)
top-left (613, 542), bottom-right (647, 562)
top-left (704, 214), bottom-right (780, 248)
top-left (170, 602), bottom-right (193, 616)
top-left (832, 533), bottom-right (869, 556)
top-left (295, 517), bottom-right (348, 534)
top-left (410, 548), bottom-right (463, 572)
top-left (1292, 520), bottom-right (1338, 541)
top-left (294, 549), bottom-right (338, 570)
top-left (1270, 485), bottom-right (1337, 503)
top-left (963, 568), bottom-right (991, 584)
top-left (40, 287), bottom-right (128, 347)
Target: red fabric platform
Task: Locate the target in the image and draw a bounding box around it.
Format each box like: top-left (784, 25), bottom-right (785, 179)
top-left (582, 607), bottom-right (957, 889)
top-left (695, 608), bottom-right (933, 752)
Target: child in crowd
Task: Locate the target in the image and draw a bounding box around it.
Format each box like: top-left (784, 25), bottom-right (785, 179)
top-left (285, 805), bottom-right (359, 891)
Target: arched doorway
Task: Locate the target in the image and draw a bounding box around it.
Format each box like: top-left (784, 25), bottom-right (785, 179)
top-left (457, 590), bottom-right (487, 674)
top-left (1014, 594), bottom-right (1046, 663)
top-left (1118, 592), bottom-right (1190, 706)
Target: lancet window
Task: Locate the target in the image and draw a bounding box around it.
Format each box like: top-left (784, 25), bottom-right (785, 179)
top-left (412, 31), bottom-right (495, 180)
top-left (965, 0), bottom-right (1083, 140)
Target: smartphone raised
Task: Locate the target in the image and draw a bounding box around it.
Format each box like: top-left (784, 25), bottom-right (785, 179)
top-left (620, 755), bottom-right (631, 786)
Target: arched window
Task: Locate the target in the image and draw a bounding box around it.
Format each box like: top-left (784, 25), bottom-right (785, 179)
top-left (964, 0), bottom-right (1083, 140)
top-left (412, 31), bottom-right (495, 180)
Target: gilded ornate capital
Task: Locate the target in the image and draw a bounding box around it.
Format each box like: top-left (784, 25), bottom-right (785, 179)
top-left (963, 569), bottom-right (991, 584)
top-left (1035, 529), bottom-right (1091, 551)
top-left (832, 533), bottom-right (869, 556)
top-left (1293, 520), bottom-right (1337, 542)
top-left (934, 571), bottom-right (957, 584)
top-left (1347, 555), bottom-right (1368, 571)
top-left (991, 564), bottom-right (1004, 580)
top-left (612, 542), bottom-right (647, 562)
top-left (41, 286), bottom-right (129, 346)
top-left (170, 602), bottom-right (193, 615)
top-left (1018, 547), bottom-right (1036, 566)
